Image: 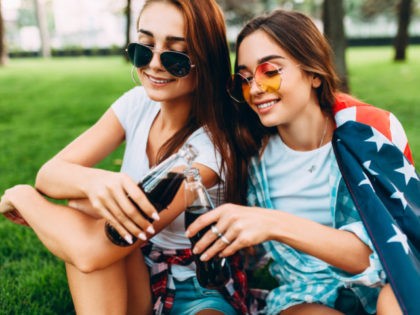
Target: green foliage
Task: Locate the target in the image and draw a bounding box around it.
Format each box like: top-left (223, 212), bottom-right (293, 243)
top-left (0, 47), bottom-right (419, 312)
top-left (0, 56), bottom-right (131, 314)
top-left (347, 46), bottom-right (420, 163)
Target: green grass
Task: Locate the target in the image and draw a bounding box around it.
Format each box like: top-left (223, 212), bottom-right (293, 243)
top-left (0, 46), bottom-right (419, 313)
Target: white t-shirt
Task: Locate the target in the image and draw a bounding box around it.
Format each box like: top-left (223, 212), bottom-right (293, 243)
top-left (263, 134), bottom-right (333, 226)
top-left (111, 86), bottom-right (224, 279)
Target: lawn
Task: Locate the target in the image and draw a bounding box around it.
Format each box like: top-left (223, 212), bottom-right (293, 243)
top-left (0, 46), bottom-right (419, 314)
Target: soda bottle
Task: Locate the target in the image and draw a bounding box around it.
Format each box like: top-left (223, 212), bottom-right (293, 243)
top-left (184, 167), bottom-right (231, 289)
top-left (105, 143), bottom-right (198, 246)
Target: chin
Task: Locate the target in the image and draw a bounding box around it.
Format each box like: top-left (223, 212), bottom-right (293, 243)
top-left (259, 117), bottom-right (280, 128)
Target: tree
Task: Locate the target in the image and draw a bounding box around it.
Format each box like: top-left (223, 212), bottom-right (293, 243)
top-left (0, 0), bottom-right (7, 65)
top-left (34, 0), bottom-right (51, 57)
top-left (124, 0), bottom-right (131, 61)
top-left (394, 0), bottom-right (413, 61)
top-left (323, 0), bottom-right (349, 92)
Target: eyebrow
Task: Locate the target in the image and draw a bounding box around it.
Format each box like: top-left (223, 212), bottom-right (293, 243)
top-left (138, 29), bottom-right (186, 43)
top-left (237, 54), bottom-right (285, 71)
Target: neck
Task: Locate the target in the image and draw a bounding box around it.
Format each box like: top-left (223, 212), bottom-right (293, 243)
top-left (277, 111), bottom-right (332, 151)
top-left (158, 99), bottom-right (192, 133)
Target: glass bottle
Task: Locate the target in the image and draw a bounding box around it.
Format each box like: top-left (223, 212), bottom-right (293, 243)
top-left (105, 143), bottom-right (198, 246)
top-left (184, 167), bottom-right (231, 289)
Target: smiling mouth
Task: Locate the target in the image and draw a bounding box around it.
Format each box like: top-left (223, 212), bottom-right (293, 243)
top-left (146, 73), bottom-right (175, 84)
top-left (256, 99), bottom-right (279, 110)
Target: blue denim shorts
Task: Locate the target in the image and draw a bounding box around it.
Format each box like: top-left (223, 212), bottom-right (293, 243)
top-left (170, 277), bottom-right (237, 315)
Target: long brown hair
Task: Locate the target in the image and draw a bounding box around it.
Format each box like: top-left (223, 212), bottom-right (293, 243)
top-left (231, 9), bottom-right (342, 198)
top-left (139, 0), bottom-right (248, 203)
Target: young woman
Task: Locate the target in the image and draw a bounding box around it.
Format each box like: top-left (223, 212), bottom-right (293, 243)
top-left (186, 9), bottom-right (420, 315)
top-left (0, 1), bottom-right (250, 314)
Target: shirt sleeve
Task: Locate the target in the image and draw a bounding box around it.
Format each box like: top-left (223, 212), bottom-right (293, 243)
top-left (111, 86), bottom-right (146, 134)
top-left (186, 128), bottom-right (224, 180)
top-left (331, 180), bottom-right (387, 287)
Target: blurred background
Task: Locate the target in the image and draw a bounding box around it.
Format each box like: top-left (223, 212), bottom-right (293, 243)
top-left (1, 0), bottom-right (420, 90)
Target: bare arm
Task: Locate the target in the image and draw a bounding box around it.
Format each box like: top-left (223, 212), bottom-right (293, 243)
top-left (35, 108), bottom-right (126, 199)
top-left (35, 108), bottom-right (160, 242)
top-left (186, 204), bottom-right (372, 274)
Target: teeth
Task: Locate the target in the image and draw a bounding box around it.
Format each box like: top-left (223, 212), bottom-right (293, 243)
top-left (149, 77), bottom-right (172, 84)
top-left (257, 100), bottom-right (277, 109)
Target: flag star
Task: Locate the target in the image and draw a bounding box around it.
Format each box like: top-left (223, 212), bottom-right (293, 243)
top-left (390, 184), bottom-right (408, 209)
top-left (395, 159), bottom-right (419, 185)
top-left (358, 173), bottom-right (375, 192)
top-left (365, 128), bottom-right (390, 152)
top-left (363, 160), bottom-right (379, 176)
top-left (387, 224), bottom-right (410, 255)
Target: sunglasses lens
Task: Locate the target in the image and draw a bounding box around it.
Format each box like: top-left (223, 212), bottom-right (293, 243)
top-left (255, 63), bottom-right (282, 93)
top-left (228, 63), bottom-right (281, 104)
top-left (127, 43), bottom-right (153, 68)
top-left (160, 52), bottom-right (191, 77)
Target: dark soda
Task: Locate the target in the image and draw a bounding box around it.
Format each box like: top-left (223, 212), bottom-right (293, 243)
top-left (185, 206), bottom-right (231, 289)
top-left (105, 171), bottom-right (185, 246)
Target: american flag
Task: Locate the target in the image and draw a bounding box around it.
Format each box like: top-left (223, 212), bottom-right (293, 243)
top-left (333, 120), bottom-right (420, 315)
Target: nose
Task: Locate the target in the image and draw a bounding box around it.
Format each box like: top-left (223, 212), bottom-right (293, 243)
top-left (148, 47), bottom-right (163, 71)
top-left (248, 78), bottom-right (264, 96)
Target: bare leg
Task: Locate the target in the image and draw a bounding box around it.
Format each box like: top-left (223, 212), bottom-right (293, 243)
top-left (377, 284), bottom-right (402, 315)
top-left (66, 260), bottom-right (127, 315)
top-left (2, 185), bottom-right (135, 270)
top-left (282, 303), bottom-right (343, 315)
top-left (126, 248), bottom-right (153, 315)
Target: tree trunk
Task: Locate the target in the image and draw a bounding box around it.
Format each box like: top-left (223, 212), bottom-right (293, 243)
top-left (34, 0), bottom-right (51, 58)
top-left (0, 0), bottom-right (8, 66)
top-left (394, 0), bottom-right (412, 61)
top-left (124, 0), bottom-right (131, 62)
top-left (323, 0), bottom-right (349, 92)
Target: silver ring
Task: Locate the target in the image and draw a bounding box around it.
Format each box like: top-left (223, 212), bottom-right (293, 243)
top-left (219, 234), bottom-right (231, 245)
top-left (211, 225), bottom-right (222, 238)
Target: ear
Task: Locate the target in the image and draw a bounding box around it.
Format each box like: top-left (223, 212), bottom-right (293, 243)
top-left (312, 75), bottom-right (321, 88)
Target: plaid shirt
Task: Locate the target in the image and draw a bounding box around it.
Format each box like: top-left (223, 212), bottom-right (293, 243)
top-left (142, 242), bottom-right (250, 315)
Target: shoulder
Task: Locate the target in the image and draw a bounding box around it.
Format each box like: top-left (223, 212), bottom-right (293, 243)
top-left (112, 86), bottom-right (154, 114)
top-left (333, 93), bottom-right (413, 162)
top-left (333, 93), bottom-right (391, 132)
top-left (111, 86), bottom-right (159, 129)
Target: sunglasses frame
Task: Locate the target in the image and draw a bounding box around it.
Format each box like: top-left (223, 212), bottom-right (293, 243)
top-left (126, 42), bottom-right (195, 78)
top-left (228, 62), bottom-right (282, 104)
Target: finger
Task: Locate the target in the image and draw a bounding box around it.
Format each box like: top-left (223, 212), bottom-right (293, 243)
top-left (124, 184), bottom-right (160, 223)
top-left (0, 197), bottom-right (14, 214)
top-left (91, 199), bottom-right (136, 244)
top-left (218, 236), bottom-right (249, 259)
top-left (112, 188), bottom-right (156, 237)
top-left (191, 225), bottom-right (220, 255)
top-left (104, 197), bottom-right (151, 242)
top-left (185, 207), bottom-right (222, 238)
top-left (199, 229), bottom-right (235, 261)
top-left (4, 210), bottom-right (29, 226)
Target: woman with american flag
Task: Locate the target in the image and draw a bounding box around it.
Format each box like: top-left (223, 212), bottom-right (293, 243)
top-left (187, 9), bottom-right (420, 315)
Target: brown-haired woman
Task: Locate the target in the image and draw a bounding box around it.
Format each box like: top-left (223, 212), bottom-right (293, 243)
top-left (187, 9), bottom-right (419, 315)
top-left (0, 1), bottom-right (249, 314)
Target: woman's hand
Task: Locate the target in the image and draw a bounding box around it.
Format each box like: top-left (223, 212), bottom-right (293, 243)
top-left (1, 185), bottom-right (31, 226)
top-left (81, 171), bottom-right (160, 244)
top-left (185, 203), bottom-right (273, 261)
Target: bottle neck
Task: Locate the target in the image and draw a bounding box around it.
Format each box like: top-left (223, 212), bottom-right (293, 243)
top-left (184, 167), bottom-right (201, 184)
